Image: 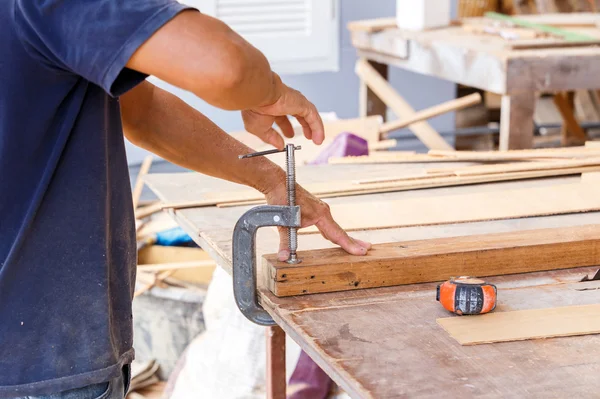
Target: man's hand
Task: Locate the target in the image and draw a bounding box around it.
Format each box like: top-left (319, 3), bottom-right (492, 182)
top-left (242, 81), bottom-right (325, 150)
top-left (265, 183), bottom-right (372, 261)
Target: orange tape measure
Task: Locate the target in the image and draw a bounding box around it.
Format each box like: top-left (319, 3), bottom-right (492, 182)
top-left (436, 276), bottom-right (497, 315)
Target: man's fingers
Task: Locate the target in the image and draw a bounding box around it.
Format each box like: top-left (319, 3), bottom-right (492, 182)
top-left (316, 217), bottom-right (370, 256)
top-left (285, 91), bottom-right (324, 145)
top-left (275, 116), bottom-right (295, 139)
top-left (263, 128), bottom-right (285, 150)
top-left (296, 100), bottom-right (324, 145)
top-left (276, 226), bottom-right (290, 261)
top-left (295, 116), bottom-right (312, 141)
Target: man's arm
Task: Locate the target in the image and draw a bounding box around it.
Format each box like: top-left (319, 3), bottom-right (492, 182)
top-left (121, 82), bottom-right (371, 258)
top-left (125, 10), bottom-right (323, 150)
top-left (126, 10), bottom-right (277, 111)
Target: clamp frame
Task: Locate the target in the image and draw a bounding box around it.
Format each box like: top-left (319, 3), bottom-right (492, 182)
top-left (232, 205), bottom-right (301, 325)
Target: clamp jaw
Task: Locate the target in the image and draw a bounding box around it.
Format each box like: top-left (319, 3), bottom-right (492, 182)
top-left (232, 205), bottom-right (300, 325)
top-left (232, 144), bottom-right (302, 325)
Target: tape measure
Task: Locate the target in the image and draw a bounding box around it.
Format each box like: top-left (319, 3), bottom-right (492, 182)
top-left (436, 276), bottom-right (497, 315)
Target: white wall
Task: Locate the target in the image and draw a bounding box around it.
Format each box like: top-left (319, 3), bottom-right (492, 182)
top-left (126, 0), bottom-right (457, 164)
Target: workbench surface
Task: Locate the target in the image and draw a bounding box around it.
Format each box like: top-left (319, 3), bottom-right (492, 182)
top-left (349, 17), bottom-right (600, 95)
top-left (146, 163), bottom-right (600, 398)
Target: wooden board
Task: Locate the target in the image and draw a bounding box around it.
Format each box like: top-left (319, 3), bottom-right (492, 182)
top-left (438, 304), bottom-right (600, 345)
top-left (263, 224), bottom-right (600, 297)
top-left (429, 157), bottom-right (600, 177)
top-left (299, 180), bottom-right (600, 234)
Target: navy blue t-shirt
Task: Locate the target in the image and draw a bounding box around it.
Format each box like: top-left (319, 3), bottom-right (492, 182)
top-left (0, 0), bottom-right (191, 396)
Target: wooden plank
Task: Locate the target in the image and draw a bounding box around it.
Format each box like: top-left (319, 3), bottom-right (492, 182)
top-left (379, 93), bottom-right (482, 136)
top-left (266, 326), bottom-right (287, 399)
top-left (211, 165), bottom-right (600, 209)
top-left (263, 224), bottom-right (600, 297)
top-left (500, 92), bottom-right (536, 150)
top-left (428, 146), bottom-right (600, 160)
top-left (132, 155), bottom-right (153, 210)
top-left (298, 180), bottom-right (600, 234)
top-left (485, 12), bottom-right (598, 42)
top-left (355, 59), bottom-right (453, 150)
top-left (138, 245), bottom-right (215, 284)
top-left (354, 42), bottom-right (508, 95)
top-left (331, 148), bottom-right (600, 165)
top-left (431, 157), bottom-right (600, 177)
top-left (438, 304), bottom-right (600, 345)
top-left (137, 260), bottom-right (216, 273)
top-left (515, 12), bottom-right (600, 27)
top-left (505, 47), bottom-right (600, 93)
top-left (347, 17), bottom-right (396, 33)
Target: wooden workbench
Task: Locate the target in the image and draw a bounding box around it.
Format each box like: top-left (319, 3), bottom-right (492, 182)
top-left (349, 16), bottom-right (600, 150)
top-left (146, 162), bottom-right (600, 398)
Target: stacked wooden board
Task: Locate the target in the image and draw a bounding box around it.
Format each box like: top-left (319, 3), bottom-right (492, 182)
top-left (137, 144), bottom-right (600, 217)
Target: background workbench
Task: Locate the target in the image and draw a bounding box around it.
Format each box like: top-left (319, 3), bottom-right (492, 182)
top-left (146, 163), bottom-right (600, 398)
top-left (349, 17), bottom-right (600, 151)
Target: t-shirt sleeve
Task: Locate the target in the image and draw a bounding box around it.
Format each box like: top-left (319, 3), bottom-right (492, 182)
top-left (14, 0), bottom-right (194, 96)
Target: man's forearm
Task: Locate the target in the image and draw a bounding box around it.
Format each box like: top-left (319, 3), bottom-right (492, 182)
top-left (121, 81), bottom-right (285, 193)
top-left (127, 10), bottom-right (283, 110)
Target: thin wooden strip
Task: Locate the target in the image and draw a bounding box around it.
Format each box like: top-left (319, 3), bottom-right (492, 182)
top-left (132, 156), bottom-right (153, 210)
top-left (380, 93), bottom-right (482, 136)
top-left (347, 17), bottom-right (397, 33)
top-left (585, 141), bottom-right (600, 148)
top-left (329, 154), bottom-right (462, 164)
top-left (368, 140), bottom-right (400, 151)
top-left (435, 157), bottom-right (600, 177)
top-left (329, 150), bottom-right (600, 165)
top-left (263, 224), bottom-right (600, 297)
top-left (354, 171), bottom-right (457, 185)
top-left (299, 180), bottom-right (600, 234)
top-left (428, 147), bottom-right (600, 160)
top-left (355, 59), bottom-right (453, 150)
top-left (437, 304), bottom-right (600, 346)
top-left (137, 260), bottom-right (216, 273)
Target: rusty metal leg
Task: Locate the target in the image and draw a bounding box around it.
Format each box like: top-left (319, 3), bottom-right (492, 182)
top-left (266, 325), bottom-right (286, 399)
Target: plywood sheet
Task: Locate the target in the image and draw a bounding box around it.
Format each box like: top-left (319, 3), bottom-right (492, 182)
top-left (300, 181), bottom-right (600, 234)
top-left (263, 224), bottom-right (600, 297)
top-left (437, 304), bottom-right (600, 345)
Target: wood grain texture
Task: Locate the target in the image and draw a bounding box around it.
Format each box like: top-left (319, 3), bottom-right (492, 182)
top-left (355, 59), bottom-right (453, 150)
top-left (299, 180), bottom-right (600, 234)
top-left (264, 224), bottom-right (600, 297)
top-left (438, 304), bottom-right (600, 345)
